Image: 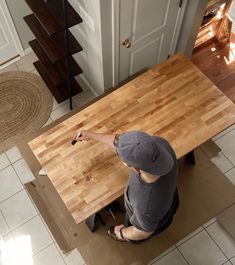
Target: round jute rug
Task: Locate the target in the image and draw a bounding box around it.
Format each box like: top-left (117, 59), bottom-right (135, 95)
top-left (0, 71), bottom-right (53, 153)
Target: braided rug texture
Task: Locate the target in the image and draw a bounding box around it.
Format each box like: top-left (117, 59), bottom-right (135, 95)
top-left (0, 71), bottom-right (53, 153)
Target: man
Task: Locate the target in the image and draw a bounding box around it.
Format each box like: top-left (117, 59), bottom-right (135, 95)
top-left (73, 130), bottom-right (179, 243)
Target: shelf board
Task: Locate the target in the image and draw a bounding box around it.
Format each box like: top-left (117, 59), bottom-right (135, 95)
top-left (206, 0), bottom-right (227, 16)
top-left (24, 14), bottom-right (83, 63)
top-left (29, 39), bottom-right (82, 86)
top-left (25, 0), bottom-right (82, 36)
top-left (34, 61), bottom-right (83, 103)
top-left (201, 15), bottom-right (221, 28)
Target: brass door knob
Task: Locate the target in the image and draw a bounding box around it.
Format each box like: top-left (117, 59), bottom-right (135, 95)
top-left (122, 38), bottom-right (131, 48)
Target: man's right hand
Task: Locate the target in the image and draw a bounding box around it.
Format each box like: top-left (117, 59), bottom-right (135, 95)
top-left (72, 130), bottom-right (116, 149)
top-left (73, 130), bottom-right (91, 141)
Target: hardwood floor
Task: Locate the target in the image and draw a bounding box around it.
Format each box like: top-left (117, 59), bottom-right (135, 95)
top-left (192, 34), bottom-right (235, 103)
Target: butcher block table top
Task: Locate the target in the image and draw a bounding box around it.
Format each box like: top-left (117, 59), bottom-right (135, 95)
top-left (28, 53), bottom-right (235, 224)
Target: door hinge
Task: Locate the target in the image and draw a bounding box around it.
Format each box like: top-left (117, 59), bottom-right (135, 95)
top-left (179, 0), bottom-right (183, 8)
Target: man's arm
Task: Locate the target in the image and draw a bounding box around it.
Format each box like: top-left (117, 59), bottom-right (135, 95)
top-left (73, 130), bottom-right (116, 149)
top-left (114, 224), bottom-right (153, 241)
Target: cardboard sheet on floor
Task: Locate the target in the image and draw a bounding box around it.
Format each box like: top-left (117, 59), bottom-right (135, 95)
top-left (20, 131), bottom-right (235, 265)
top-left (68, 148), bottom-right (235, 265)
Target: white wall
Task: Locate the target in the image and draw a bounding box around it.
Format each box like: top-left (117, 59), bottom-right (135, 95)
top-left (5, 0), bottom-right (33, 51)
top-left (100, 0), bottom-right (113, 90)
top-left (176, 0), bottom-right (208, 56)
top-left (69, 0), bottom-right (104, 95)
top-left (228, 0), bottom-right (235, 33)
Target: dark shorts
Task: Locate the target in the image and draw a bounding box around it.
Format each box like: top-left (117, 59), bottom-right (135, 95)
top-left (124, 189), bottom-right (180, 239)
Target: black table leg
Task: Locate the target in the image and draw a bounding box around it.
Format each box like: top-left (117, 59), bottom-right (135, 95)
top-left (185, 150), bottom-right (196, 165)
top-left (85, 213), bottom-right (106, 232)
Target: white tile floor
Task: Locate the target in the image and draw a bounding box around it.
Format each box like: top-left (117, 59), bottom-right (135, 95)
top-left (0, 53), bottom-right (235, 265)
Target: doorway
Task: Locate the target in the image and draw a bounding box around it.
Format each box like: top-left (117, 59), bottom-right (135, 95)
top-left (192, 0), bottom-right (235, 103)
top-left (0, 0), bottom-right (23, 68)
top-left (113, 0), bottom-right (188, 84)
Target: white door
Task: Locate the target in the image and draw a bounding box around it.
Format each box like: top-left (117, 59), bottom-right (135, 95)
top-left (0, 0), bottom-right (20, 66)
top-left (119, 0), bottom-right (183, 82)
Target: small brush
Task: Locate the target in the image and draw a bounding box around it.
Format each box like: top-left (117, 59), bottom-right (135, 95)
top-left (71, 139), bottom-right (77, 145)
top-left (71, 132), bottom-right (81, 145)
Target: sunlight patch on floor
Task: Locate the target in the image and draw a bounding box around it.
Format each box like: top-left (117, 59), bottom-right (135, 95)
top-left (224, 39), bottom-right (235, 65)
top-left (0, 235), bottom-right (33, 265)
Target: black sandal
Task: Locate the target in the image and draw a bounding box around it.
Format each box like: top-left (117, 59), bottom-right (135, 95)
top-left (107, 226), bottom-right (146, 244)
top-left (107, 226), bottom-right (131, 242)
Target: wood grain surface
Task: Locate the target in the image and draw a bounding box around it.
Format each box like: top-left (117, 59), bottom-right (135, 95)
top-left (29, 54), bottom-right (235, 224)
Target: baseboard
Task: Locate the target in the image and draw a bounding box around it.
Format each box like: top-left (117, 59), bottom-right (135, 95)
top-left (0, 55), bottom-right (20, 70)
top-left (77, 74), bottom-right (102, 97)
top-left (24, 47), bottom-right (33, 56)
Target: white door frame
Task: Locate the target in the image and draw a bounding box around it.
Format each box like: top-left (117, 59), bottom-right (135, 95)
top-left (1, 0), bottom-right (24, 65)
top-left (111, 0), bottom-right (188, 87)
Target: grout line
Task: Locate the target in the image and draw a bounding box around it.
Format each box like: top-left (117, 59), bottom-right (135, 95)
top-left (221, 151), bottom-right (235, 167)
top-left (204, 227), bottom-right (230, 261)
top-left (0, 188), bottom-right (24, 206)
top-left (210, 150), bottom-right (235, 176)
top-left (5, 204), bottom-right (54, 256)
top-left (176, 247), bottom-right (190, 265)
top-left (174, 227), bottom-right (205, 247)
top-left (0, 163), bottom-right (11, 173)
top-left (31, 241), bottom-right (55, 258)
top-left (203, 218), bottom-right (217, 229)
top-left (1, 230), bottom-right (54, 259)
top-left (0, 208), bottom-right (11, 236)
top-left (221, 261), bottom-right (230, 265)
top-left (5, 151), bottom-right (22, 165)
top-left (223, 261), bottom-right (233, 265)
top-left (38, 214), bottom-right (55, 242)
top-left (148, 246), bottom-right (176, 264)
top-left (213, 128), bottom-right (235, 142)
top-left (24, 187), bottom-right (40, 215)
top-left (0, 182), bottom-right (39, 232)
top-left (54, 241), bottom-right (68, 265)
top-left (0, 163), bottom-right (12, 173)
top-left (8, 165), bottom-right (54, 242)
top-left (11, 157), bottom-right (25, 166)
top-left (224, 166), bottom-right (235, 175)
top-left (55, 243), bottom-right (86, 265)
top-left (10, 213), bottom-right (39, 234)
top-left (11, 161), bottom-right (29, 190)
top-left (3, 151), bottom-right (11, 165)
top-left (1, 231), bottom-right (15, 242)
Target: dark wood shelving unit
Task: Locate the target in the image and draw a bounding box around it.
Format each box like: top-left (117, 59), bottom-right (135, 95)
top-left (29, 40), bottom-right (82, 85)
top-left (205, 0), bottom-right (227, 16)
top-left (24, 0), bottom-right (83, 106)
top-left (25, 0), bottom-right (82, 35)
top-left (34, 61), bottom-right (82, 102)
